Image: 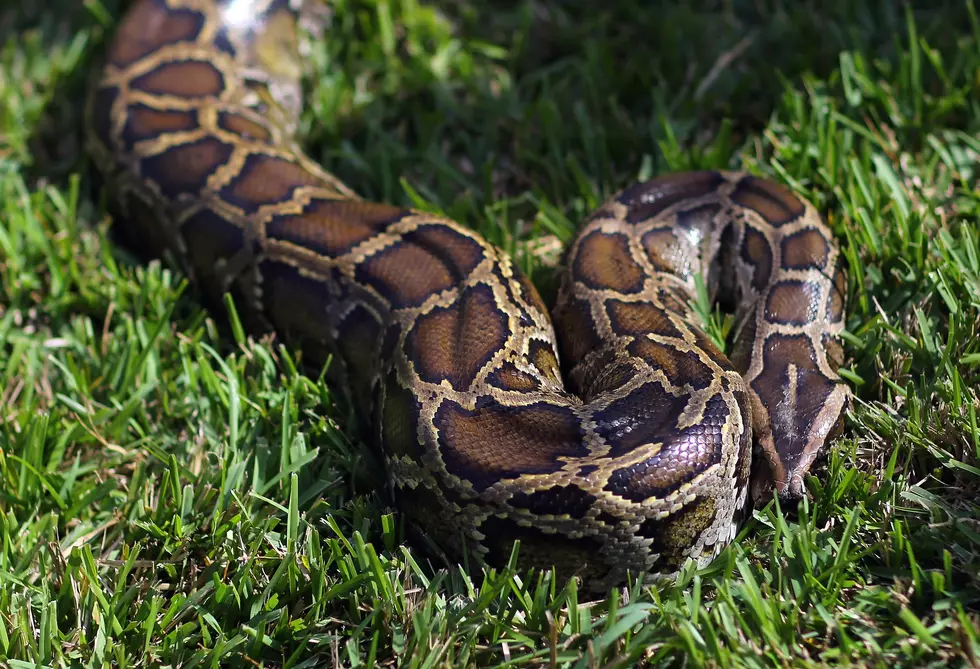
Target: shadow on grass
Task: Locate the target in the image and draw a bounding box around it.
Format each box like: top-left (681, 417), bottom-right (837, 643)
top-left (11, 0), bottom-right (975, 197)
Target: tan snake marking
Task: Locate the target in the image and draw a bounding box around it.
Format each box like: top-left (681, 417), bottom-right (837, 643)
top-left (87, 0), bottom-right (850, 590)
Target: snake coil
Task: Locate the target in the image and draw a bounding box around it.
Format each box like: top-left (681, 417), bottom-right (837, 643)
top-left (87, 0), bottom-right (850, 589)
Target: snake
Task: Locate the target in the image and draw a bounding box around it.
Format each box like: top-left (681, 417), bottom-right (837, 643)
top-left (86, 0), bottom-right (850, 590)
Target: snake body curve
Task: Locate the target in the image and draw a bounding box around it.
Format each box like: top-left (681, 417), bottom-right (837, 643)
top-left (87, 0), bottom-right (850, 589)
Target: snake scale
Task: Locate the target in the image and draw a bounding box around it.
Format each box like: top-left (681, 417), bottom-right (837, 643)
top-left (87, 0), bottom-right (850, 589)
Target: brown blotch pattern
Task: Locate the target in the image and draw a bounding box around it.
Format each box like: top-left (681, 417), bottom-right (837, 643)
top-left (573, 230), bottom-right (646, 293)
top-left (606, 299), bottom-right (683, 339)
top-left (528, 339), bottom-right (562, 385)
top-left (593, 380), bottom-right (693, 457)
top-left (657, 287), bottom-right (692, 318)
top-left (604, 394), bottom-right (729, 500)
top-left (256, 259), bottom-right (334, 347)
top-left (619, 171), bottom-right (725, 223)
top-left (781, 228), bottom-right (829, 270)
top-left (359, 241), bottom-right (462, 310)
top-left (675, 203), bottom-right (722, 231)
top-left (553, 298), bottom-right (603, 364)
top-left (407, 284), bottom-right (509, 390)
top-left (641, 228), bottom-right (684, 272)
top-left (739, 225), bottom-right (774, 291)
top-left (109, 1), bottom-right (205, 68)
top-left (121, 104), bottom-right (197, 150)
top-left (404, 224), bottom-right (486, 281)
top-left (486, 362), bottom-right (541, 392)
top-left (267, 198), bottom-right (404, 257)
top-left (433, 399), bottom-right (587, 490)
top-left (730, 176), bottom-right (805, 226)
top-left (629, 339), bottom-right (714, 390)
top-left (217, 110), bottom-right (272, 143)
top-left (764, 280), bottom-right (821, 325)
top-left (140, 136), bottom-right (234, 198)
top-left (219, 153), bottom-right (324, 212)
top-left (130, 59), bottom-right (225, 98)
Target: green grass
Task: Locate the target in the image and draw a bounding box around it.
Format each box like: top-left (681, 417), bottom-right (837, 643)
top-left (2, 0), bottom-right (980, 665)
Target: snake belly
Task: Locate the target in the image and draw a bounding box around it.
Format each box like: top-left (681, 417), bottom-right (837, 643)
top-left (87, 0), bottom-right (850, 589)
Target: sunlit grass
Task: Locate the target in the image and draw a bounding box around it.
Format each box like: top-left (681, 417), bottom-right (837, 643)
top-left (1, 0), bottom-right (979, 666)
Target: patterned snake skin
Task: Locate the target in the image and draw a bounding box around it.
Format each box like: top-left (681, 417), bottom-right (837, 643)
top-left (87, 0), bottom-right (850, 589)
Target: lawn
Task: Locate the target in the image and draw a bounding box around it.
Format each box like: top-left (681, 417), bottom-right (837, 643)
top-left (2, 0), bottom-right (980, 666)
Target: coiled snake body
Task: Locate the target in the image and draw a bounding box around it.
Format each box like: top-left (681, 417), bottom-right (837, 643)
top-left (88, 0), bottom-right (850, 589)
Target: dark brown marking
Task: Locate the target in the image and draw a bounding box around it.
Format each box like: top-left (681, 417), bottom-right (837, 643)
top-left (108, 0), bottom-right (205, 68)
top-left (380, 372), bottom-right (423, 460)
top-left (740, 225), bottom-right (774, 292)
top-left (731, 176), bottom-right (806, 226)
top-left (217, 110), bottom-right (272, 143)
top-left (641, 228), bottom-right (683, 273)
top-left (628, 339), bottom-right (714, 390)
top-left (211, 29), bottom-right (237, 57)
top-left (605, 299), bottom-right (683, 339)
top-left (618, 171), bottom-right (726, 223)
top-left (528, 339), bottom-right (561, 385)
top-left (508, 485), bottom-right (597, 519)
top-left (827, 264), bottom-right (846, 322)
top-left (603, 394), bottom-right (729, 500)
top-left (408, 224), bottom-right (486, 279)
top-left (657, 286), bottom-right (692, 318)
top-left (257, 259), bottom-right (335, 353)
top-left (781, 228), bottom-right (829, 270)
top-left (675, 203), bottom-right (723, 231)
top-left (407, 284), bottom-right (508, 390)
top-left (637, 496), bottom-right (717, 569)
top-left (764, 280), bottom-right (822, 325)
top-left (356, 225), bottom-right (485, 310)
top-left (486, 362), bottom-right (541, 392)
top-left (139, 136), bottom-right (234, 199)
top-left (553, 297), bottom-right (603, 365)
top-left (573, 230), bottom-right (645, 293)
top-left (220, 153), bottom-right (323, 212)
top-left (359, 243), bottom-right (455, 308)
top-left (728, 310), bottom-right (758, 373)
top-left (121, 104), bottom-right (198, 151)
top-left (578, 351), bottom-right (636, 398)
top-left (593, 381), bottom-right (692, 458)
top-left (267, 198), bottom-right (404, 257)
top-left (433, 398), bottom-right (587, 491)
top-left (130, 59), bottom-right (225, 98)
